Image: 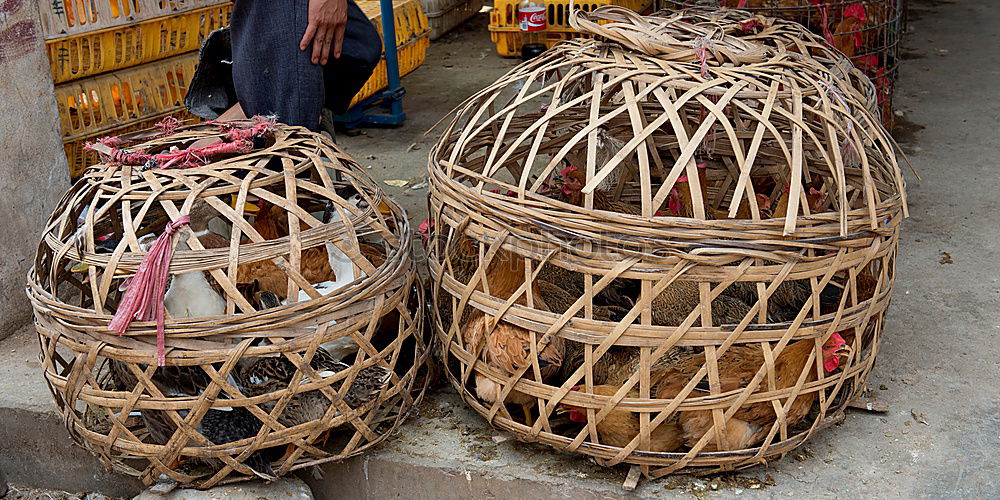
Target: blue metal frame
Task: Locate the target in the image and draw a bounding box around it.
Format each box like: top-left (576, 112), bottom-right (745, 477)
top-left (334, 0), bottom-right (407, 129)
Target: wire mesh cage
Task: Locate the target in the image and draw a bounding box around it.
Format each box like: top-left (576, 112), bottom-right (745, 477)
top-left (661, 0), bottom-right (904, 126)
top-left (427, 6), bottom-right (906, 477)
top-left (27, 121), bottom-right (430, 488)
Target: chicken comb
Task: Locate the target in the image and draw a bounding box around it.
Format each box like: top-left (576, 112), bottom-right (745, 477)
top-left (417, 217), bottom-right (434, 234)
top-left (829, 332), bottom-right (846, 346)
top-left (561, 165), bottom-right (578, 177)
top-left (844, 3), bottom-right (867, 23)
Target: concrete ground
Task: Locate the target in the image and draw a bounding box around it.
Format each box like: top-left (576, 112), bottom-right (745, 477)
top-left (2, 0), bottom-right (998, 497)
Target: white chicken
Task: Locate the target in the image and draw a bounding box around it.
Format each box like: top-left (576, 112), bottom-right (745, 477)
top-left (138, 231), bottom-right (227, 319)
top-left (291, 196), bottom-right (365, 360)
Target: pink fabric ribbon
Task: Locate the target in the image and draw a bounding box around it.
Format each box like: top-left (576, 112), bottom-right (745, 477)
top-left (108, 216), bottom-right (190, 366)
top-left (692, 36), bottom-right (712, 80)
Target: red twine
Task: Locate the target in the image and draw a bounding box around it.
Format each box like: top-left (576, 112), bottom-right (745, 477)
top-left (87, 139), bottom-right (254, 169)
top-left (221, 117), bottom-right (276, 142)
top-left (738, 19), bottom-right (764, 33)
top-left (108, 216), bottom-right (190, 366)
top-left (88, 116), bottom-right (273, 169)
top-left (692, 37), bottom-right (712, 80)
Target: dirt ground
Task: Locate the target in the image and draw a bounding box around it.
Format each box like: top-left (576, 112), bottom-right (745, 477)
top-left (337, 15), bottom-right (519, 226)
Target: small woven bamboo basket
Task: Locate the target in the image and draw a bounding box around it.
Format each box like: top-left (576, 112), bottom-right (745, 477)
top-left (428, 7), bottom-right (906, 477)
top-left (27, 122), bottom-right (430, 488)
top-left (663, 1), bottom-right (904, 126)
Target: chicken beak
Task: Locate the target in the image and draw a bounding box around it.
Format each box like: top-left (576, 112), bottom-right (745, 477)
top-left (836, 344), bottom-right (853, 358)
top-left (233, 195), bottom-right (259, 215)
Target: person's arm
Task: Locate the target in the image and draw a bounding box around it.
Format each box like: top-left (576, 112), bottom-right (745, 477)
top-left (299, 0), bottom-right (349, 66)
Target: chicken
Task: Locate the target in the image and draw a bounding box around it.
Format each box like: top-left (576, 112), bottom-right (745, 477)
top-left (237, 341), bottom-right (390, 432)
top-left (662, 333), bottom-right (852, 451)
top-left (774, 178), bottom-right (827, 219)
top-left (562, 127), bottom-right (630, 195)
top-left (562, 384), bottom-right (685, 452)
top-left (666, 164), bottom-right (712, 219)
top-left (546, 165), bottom-right (640, 215)
top-left (545, 165), bottom-right (752, 326)
top-left (533, 279), bottom-right (626, 322)
top-left (652, 279), bottom-right (754, 326)
top-left (555, 349), bottom-right (692, 452)
top-left (722, 193), bottom-right (772, 220)
top-left (185, 199), bottom-right (231, 249)
top-left (539, 167), bottom-right (642, 313)
top-left (237, 249), bottom-right (334, 301)
top-left (723, 277), bottom-right (843, 324)
top-left (560, 342), bottom-right (686, 388)
top-left (461, 247), bottom-right (565, 425)
top-left (832, 3), bottom-right (867, 59)
top-left (236, 197), bottom-right (363, 300)
top-left (135, 232), bottom-right (227, 320)
top-left (561, 333), bottom-right (852, 452)
top-left (251, 199), bottom-right (285, 241)
top-left (106, 357), bottom-right (274, 476)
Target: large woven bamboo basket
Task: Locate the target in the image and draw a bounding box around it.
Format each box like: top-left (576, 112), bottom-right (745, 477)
top-left (427, 7), bottom-right (906, 477)
top-left (663, 0), bottom-right (903, 126)
top-left (27, 121), bottom-right (430, 488)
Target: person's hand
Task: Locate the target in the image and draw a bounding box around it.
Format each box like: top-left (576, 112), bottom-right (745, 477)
top-left (299, 0), bottom-right (348, 65)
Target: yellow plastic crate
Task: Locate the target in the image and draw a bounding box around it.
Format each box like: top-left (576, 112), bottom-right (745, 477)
top-left (488, 0), bottom-right (652, 56)
top-left (57, 52), bottom-right (198, 177)
top-left (351, 0), bottom-right (431, 106)
top-left (63, 110), bottom-right (198, 179)
top-left (46, 4), bottom-right (231, 84)
top-left (39, 0), bottom-right (230, 39)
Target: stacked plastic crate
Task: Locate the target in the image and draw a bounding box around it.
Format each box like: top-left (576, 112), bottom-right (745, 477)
top-left (41, 0), bottom-right (232, 178)
top-left (488, 0), bottom-right (653, 56)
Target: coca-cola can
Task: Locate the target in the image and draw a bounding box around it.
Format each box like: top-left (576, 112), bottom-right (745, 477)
top-left (518, 6), bottom-right (547, 32)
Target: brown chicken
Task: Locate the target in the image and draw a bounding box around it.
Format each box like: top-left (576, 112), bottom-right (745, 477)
top-left (662, 332), bottom-right (852, 451)
top-left (832, 3), bottom-right (867, 59)
top-left (563, 383), bottom-right (685, 452)
top-left (770, 181), bottom-right (826, 219)
top-left (461, 247), bottom-right (566, 425)
top-left (652, 279), bottom-right (754, 326)
top-left (561, 333), bottom-right (852, 452)
top-left (547, 165), bottom-right (640, 215)
top-left (723, 192), bottom-right (772, 220)
top-left (666, 164), bottom-right (712, 219)
top-left (561, 127), bottom-right (631, 195)
top-left (235, 199), bottom-right (369, 300)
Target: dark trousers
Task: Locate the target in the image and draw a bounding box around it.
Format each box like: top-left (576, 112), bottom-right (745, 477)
top-left (229, 0), bottom-right (383, 130)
